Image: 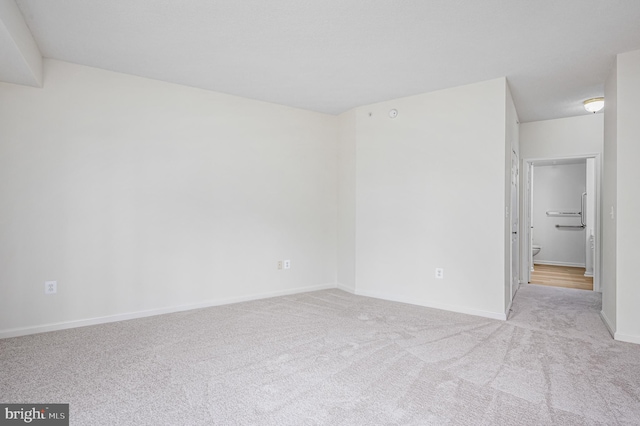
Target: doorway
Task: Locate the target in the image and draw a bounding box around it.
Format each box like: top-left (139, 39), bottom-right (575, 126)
top-left (522, 154), bottom-right (601, 292)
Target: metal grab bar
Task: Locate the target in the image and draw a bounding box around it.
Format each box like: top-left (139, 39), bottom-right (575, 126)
top-left (555, 224), bottom-right (586, 229)
top-left (546, 211), bottom-right (581, 216)
top-left (581, 192), bottom-right (587, 227)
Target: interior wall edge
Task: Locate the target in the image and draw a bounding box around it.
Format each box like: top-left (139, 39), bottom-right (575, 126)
top-left (600, 310), bottom-right (616, 338)
top-left (336, 282), bottom-right (356, 294)
top-left (614, 331), bottom-right (640, 345)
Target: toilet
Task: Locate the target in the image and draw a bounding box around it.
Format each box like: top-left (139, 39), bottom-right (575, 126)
top-left (532, 245), bottom-right (541, 256)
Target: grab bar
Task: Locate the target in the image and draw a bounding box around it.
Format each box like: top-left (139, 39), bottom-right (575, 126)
top-left (555, 225), bottom-right (586, 229)
top-left (546, 211), bottom-right (580, 217)
top-left (581, 192), bottom-right (587, 227)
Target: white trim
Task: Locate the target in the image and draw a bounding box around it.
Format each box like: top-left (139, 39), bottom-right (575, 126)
top-left (584, 272), bottom-right (594, 277)
top-left (600, 310), bottom-right (616, 339)
top-left (522, 153), bottom-right (602, 293)
top-left (336, 282), bottom-right (356, 293)
top-left (0, 283), bottom-right (337, 339)
top-left (510, 149), bottom-right (520, 304)
top-left (593, 154), bottom-right (602, 293)
top-left (533, 260), bottom-right (586, 268)
top-left (615, 332), bottom-right (640, 345)
top-left (521, 162), bottom-right (533, 285)
top-left (506, 280), bottom-right (522, 319)
top-left (353, 289), bottom-right (507, 321)
top-left (505, 299), bottom-right (514, 320)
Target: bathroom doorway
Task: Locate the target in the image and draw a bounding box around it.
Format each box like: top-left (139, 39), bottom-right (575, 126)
top-left (522, 154), bottom-right (600, 292)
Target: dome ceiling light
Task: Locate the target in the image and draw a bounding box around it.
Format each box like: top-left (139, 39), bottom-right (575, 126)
top-left (584, 97), bottom-right (604, 113)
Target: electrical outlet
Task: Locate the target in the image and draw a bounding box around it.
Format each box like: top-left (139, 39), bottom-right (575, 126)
top-left (435, 268), bottom-right (444, 279)
top-left (283, 259), bottom-right (291, 270)
top-left (277, 261), bottom-right (283, 270)
top-left (45, 280), bottom-right (57, 294)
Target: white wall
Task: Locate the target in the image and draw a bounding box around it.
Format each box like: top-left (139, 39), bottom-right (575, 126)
top-left (505, 84), bottom-right (520, 307)
top-left (0, 59), bottom-right (338, 336)
top-left (615, 49), bottom-right (640, 343)
top-left (520, 114), bottom-right (603, 160)
top-left (337, 110), bottom-right (357, 292)
top-left (353, 78), bottom-right (509, 319)
top-left (601, 57), bottom-right (617, 333)
top-left (532, 163), bottom-right (586, 267)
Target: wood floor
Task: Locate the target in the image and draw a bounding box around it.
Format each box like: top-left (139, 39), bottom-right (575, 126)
top-left (530, 264), bottom-right (593, 291)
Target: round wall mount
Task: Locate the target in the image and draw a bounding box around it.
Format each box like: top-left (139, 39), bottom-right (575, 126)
top-left (389, 109), bottom-right (398, 118)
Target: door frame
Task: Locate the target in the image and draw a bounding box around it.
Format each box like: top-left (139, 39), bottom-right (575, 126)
top-left (523, 162), bottom-right (534, 284)
top-left (510, 150), bottom-right (520, 300)
top-left (521, 153), bottom-right (602, 292)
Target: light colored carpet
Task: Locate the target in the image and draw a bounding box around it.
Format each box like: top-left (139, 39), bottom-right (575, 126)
top-left (1, 284), bottom-right (639, 425)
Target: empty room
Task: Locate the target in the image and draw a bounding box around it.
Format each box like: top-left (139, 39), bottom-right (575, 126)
top-left (2, 1), bottom-right (640, 425)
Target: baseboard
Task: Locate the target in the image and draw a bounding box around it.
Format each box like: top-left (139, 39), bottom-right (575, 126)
top-left (614, 332), bottom-right (640, 345)
top-left (0, 283), bottom-right (337, 339)
top-left (336, 282), bottom-right (356, 294)
top-left (533, 260), bottom-right (586, 268)
top-left (584, 272), bottom-right (594, 277)
top-left (353, 289), bottom-right (507, 321)
top-left (505, 299), bottom-right (514, 319)
top-left (600, 310), bottom-right (616, 339)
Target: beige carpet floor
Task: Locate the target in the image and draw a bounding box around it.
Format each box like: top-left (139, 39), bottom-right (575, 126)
top-left (1, 284), bottom-right (639, 425)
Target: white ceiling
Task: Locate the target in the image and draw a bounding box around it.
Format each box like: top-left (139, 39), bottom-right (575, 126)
top-left (7, 0), bottom-right (640, 122)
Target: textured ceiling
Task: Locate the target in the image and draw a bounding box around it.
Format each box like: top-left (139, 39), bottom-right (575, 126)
top-left (11, 0), bottom-right (640, 122)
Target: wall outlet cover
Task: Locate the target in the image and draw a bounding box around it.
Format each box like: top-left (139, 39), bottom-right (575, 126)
top-left (283, 259), bottom-right (291, 269)
top-left (45, 280), bottom-right (57, 294)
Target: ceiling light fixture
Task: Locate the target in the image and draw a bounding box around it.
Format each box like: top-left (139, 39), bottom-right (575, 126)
top-left (583, 97), bottom-right (604, 113)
